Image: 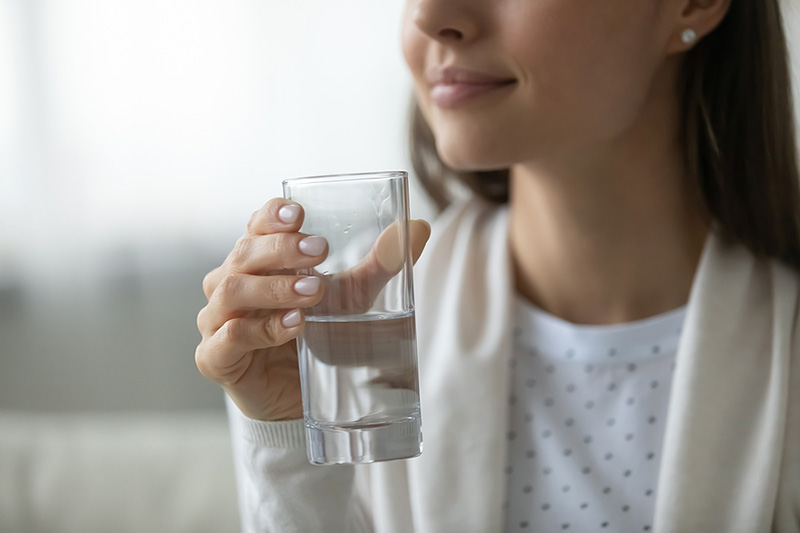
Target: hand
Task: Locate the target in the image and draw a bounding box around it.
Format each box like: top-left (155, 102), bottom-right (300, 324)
top-left (195, 198), bottom-right (430, 421)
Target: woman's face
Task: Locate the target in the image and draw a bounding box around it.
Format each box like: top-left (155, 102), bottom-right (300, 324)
top-left (401, 0), bottom-right (678, 171)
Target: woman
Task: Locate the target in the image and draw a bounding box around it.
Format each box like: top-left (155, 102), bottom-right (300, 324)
top-left (196, 0), bottom-right (800, 531)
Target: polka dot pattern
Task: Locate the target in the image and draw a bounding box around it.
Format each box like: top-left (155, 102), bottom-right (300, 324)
top-left (503, 299), bottom-right (686, 532)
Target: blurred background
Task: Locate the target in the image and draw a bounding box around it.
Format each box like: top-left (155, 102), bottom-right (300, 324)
top-left (0, 1), bottom-right (798, 531)
top-left (0, 1), bottom-right (428, 531)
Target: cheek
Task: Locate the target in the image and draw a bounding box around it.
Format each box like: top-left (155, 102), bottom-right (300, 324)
top-left (401, 20), bottom-right (437, 146)
top-left (400, 8), bottom-right (425, 82)
top-left (506, 17), bottom-right (607, 107)
top-left (505, 13), bottom-right (660, 146)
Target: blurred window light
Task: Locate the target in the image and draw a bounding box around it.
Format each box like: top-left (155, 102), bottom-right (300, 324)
top-left (2, 1), bottom-right (412, 284)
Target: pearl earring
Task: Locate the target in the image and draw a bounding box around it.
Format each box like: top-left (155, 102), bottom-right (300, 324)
top-left (681, 29), bottom-right (697, 45)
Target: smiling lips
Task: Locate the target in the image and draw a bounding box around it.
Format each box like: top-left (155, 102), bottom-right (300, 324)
top-left (427, 66), bottom-right (517, 109)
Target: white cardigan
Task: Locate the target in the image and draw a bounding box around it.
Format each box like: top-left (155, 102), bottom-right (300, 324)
top-left (228, 199), bottom-right (800, 532)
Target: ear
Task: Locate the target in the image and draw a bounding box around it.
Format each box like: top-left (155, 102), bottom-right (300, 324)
top-left (666, 0), bottom-right (732, 53)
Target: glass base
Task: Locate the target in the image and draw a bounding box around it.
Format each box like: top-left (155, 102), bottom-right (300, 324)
top-left (305, 417), bottom-right (422, 465)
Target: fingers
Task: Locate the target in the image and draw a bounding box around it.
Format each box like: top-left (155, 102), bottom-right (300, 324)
top-left (247, 198), bottom-right (305, 235)
top-left (203, 232), bottom-right (327, 298)
top-left (197, 274), bottom-right (324, 335)
top-left (203, 266), bottom-right (223, 300)
top-left (203, 198), bottom-right (326, 297)
top-left (195, 310), bottom-right (305, 383)
top-left (224, 232), bottom-right (329, 275)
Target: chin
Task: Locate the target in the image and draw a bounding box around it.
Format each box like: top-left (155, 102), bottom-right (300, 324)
top-left (435, 137), bottom-right (515, 173)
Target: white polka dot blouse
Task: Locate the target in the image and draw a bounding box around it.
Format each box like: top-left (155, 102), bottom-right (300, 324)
top-left (503, 298), bottom-right (687, 532)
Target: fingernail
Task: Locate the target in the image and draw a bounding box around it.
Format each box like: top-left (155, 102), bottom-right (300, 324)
top-left (294, 276), bottom-right (320, 296)
top-left (278, 204), bottom-right (301, 224)
top-left (281, 309), bottom-right (302, 328)
top-left (298, 236), bottom-right (327, 256)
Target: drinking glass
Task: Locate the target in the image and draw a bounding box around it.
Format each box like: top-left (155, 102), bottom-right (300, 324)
top-left (282, 171), bottom-right (422, 465)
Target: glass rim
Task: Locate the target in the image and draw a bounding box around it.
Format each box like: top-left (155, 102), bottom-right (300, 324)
top-left (282, 170), bottom-right (407, 187)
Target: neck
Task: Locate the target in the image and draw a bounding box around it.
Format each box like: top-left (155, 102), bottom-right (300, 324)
top-left (507, 74), bottom-right (708, 325)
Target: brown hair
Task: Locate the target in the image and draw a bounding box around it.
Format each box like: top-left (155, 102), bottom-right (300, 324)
top-left (410, 0), bottom-right (800, 269)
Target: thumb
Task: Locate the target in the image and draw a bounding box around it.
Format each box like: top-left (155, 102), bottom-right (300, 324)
top-left (317, 219), bottom-right (431, 314)
top-left (373, 219), bottom-right (431, 274)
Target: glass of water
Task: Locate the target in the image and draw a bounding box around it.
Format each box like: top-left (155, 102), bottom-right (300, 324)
top-left (282, 171), bottom-right (422, 465)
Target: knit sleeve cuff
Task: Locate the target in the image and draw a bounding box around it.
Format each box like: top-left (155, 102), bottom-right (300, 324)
top-left (225, 394), bottom-right (306, 449)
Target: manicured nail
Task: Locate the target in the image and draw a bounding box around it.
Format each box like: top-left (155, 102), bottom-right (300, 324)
top-left (281, 309), bottom-right (302, 328)
top-left (294, 276), bottom-right (320, 296)
top-left (298, 236), bottom-right (327, 256)
top-left (278, 204), bottom-right (301, 224)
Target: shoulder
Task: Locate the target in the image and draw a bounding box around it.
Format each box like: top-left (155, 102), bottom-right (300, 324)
top-left (699, 231), bottom-right (800, 331)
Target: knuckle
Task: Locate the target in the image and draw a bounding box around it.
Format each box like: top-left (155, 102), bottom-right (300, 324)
top-left (269, 232), bottom-right (285, 253)
top-left (202, 269), bottom-right (220, 299)
top-left (246, 209), bottom-right (261, 234)
top-left (247, 199), bottom-right (282, 234)
top-left (221, 317), bottom-right (248, 344)
top-left (215, 273), bottom-right (243, 307)
top-left (270, 233), bottom-right (295, 266)
top-left (263, 276), bottom-right (288, 304)
top-left (196, 306), bottom-right (209, 335)
top-left (265, 198), bottom-right (284, 219)
top-left (217, 316), bottom-right (282, 349)
top-left (262, 315), bottom-right (285, 345)
top-left (194, 343), bottom-right (215, 380)
top-left (230, 236), bottom-right (253, 269)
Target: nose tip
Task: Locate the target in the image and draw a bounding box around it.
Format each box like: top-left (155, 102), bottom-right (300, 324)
top-left (438, 28), bottom-right (464, 41)
top-left (412, 1), bottom-right (479, 43)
